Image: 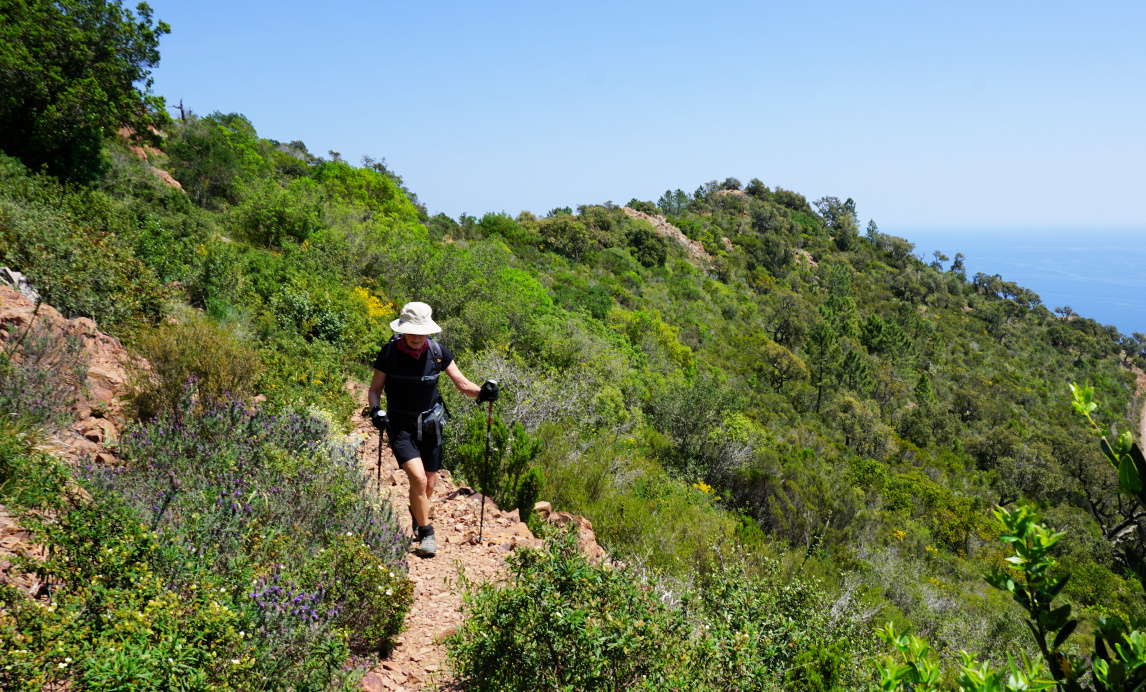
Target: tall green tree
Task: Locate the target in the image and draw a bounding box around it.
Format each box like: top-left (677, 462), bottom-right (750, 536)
top-left (806, 322), bottom-right (841, 413)
top-left (0, 0), bottom-right (170, 182)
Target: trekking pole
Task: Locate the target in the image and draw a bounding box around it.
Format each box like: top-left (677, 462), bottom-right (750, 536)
top-left (478, 398), bottom-right (493, 543)
top-left (377, 429), bottom-right (384, 496)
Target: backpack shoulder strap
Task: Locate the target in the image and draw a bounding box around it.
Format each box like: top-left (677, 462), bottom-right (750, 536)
top-left (383, 336), bottom-right (443, 383)
top-left (382, 333), bottom-right (401, 356)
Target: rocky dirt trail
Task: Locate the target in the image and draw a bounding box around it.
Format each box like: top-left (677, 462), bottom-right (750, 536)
top-left (354, 434), bottom-right (533, 692)
top-left (348, 385), bottom-right (562, 692)
top-left (1133, 367), bottom-right (1146, 445)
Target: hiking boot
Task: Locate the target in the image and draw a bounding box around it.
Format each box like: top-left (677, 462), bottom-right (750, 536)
top-left (415, 531), bottom-right (436, 558)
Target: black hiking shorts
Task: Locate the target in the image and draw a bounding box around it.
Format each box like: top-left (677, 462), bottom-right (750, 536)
top-left (389, 424), bottom-right (443, 473)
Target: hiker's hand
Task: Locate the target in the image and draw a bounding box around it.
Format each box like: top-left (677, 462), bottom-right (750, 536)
top-left (478, 380), bottom-right (500, 403)
top-left (370, 406), bottom-right (388, 431)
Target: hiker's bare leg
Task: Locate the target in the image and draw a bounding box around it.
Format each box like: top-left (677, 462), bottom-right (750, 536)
top-left (404, 458), bottom-right (430, 527)
top-left (425, 470), bottom-right (438, 499)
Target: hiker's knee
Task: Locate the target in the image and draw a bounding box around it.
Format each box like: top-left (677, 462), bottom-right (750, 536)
top-left (404, 460), bottom-right (427, 491)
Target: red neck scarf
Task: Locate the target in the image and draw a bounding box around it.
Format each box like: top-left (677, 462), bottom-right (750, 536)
top-left (395, 337), bottom-right (429, 358)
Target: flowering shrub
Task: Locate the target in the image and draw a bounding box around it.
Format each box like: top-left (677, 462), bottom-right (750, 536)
top-left (0, 397), bottom-right (412, 691)
top-left (0, 315), bottom-right (87, 432)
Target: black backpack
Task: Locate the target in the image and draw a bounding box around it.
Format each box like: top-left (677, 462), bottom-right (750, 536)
top-left (382, 335), bottom-right (448, 442)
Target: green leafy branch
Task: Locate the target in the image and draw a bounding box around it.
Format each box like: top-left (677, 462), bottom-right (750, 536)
top-left (985, 506), bottom-right (1080, 690)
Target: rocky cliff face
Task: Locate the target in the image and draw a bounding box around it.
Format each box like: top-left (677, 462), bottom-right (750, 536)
top-left (0, 284), bottom-right (129, 458)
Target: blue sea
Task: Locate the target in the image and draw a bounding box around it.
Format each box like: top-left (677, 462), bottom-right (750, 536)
top-left (886, 228), bottom-right (1146, 337)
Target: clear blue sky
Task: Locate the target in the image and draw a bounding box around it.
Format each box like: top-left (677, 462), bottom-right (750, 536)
top-left (148, 1), bottom-right (1145, 230)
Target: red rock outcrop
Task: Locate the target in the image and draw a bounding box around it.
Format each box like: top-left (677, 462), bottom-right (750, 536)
top-left (0, 285), bottom-right (131, 456)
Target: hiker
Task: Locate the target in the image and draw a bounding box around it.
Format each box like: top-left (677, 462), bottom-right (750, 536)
top-left (367, 302), bottom-right (498, 558)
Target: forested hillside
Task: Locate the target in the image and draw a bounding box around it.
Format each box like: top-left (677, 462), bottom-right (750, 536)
top-left (3, 2), bottom-right (1146, 689)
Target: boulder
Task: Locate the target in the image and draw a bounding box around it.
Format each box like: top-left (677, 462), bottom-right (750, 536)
top-left (359, 672), bottom-right (387, 692)
top-left (547, 511), bottom-right (606, 562)
top-left (0, 267), bottom-right (40, 302)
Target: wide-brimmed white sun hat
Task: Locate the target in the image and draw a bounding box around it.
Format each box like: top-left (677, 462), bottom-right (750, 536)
top-left (390, 301), bottom-right (442, 335)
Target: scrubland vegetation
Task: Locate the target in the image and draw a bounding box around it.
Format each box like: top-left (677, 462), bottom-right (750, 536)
top-left (5, 1), bottom-right (1146, 689)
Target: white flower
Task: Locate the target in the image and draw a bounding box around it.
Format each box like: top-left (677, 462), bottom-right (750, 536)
top-left (231, 659), bottom-right (240, 665)
top-left (386, 589), bottom-right (393, 596)
top-left (58, 662), bottom-right (67, 669)
top-left (65, 658), bottom-right (72, 663)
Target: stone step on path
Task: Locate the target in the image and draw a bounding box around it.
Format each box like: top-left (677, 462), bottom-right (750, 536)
top-left (352, 398), bottom-right (539, 692)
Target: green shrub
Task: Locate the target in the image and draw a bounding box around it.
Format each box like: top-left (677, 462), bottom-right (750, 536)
top-left (534, 431), bottom-right (739, 574)
top-left (313, 160), bottom-right (420, 222)
top-left (0, 171), bottom-right (169, 330)
top-left (476, 212), bottom-right (537, 246)
top-left (166, 112), bottom-right (274, 208)
top-left (447, 530), bottom-right (692, 691)
top-left (537, 215), bottom-right (593, 260)
top-left (627, 199), bottom-right (658, 215)
top-left (550, 282), bottom-right (613, 320)
top-left (448, 529), bottom-right (873, 691)
top-left (455, 409), bottom-right (543, 520)
top-left (126, 316), bottom-right (262, 420)
top-left (784, 641), bottom-right (850, 692)
top-left (230, 178), bottom-right (325, 246)
top-left (257, 332), bottom-right (358, 421)
top-left (625, 219), bottom-right (668, 268)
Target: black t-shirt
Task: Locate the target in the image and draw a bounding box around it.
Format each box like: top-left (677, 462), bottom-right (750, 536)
top-left (373, 339), bottom-right (454, 421)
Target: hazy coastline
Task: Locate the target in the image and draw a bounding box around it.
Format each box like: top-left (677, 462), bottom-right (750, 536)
top-left (891, 227), bottom-right (1146, 335)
